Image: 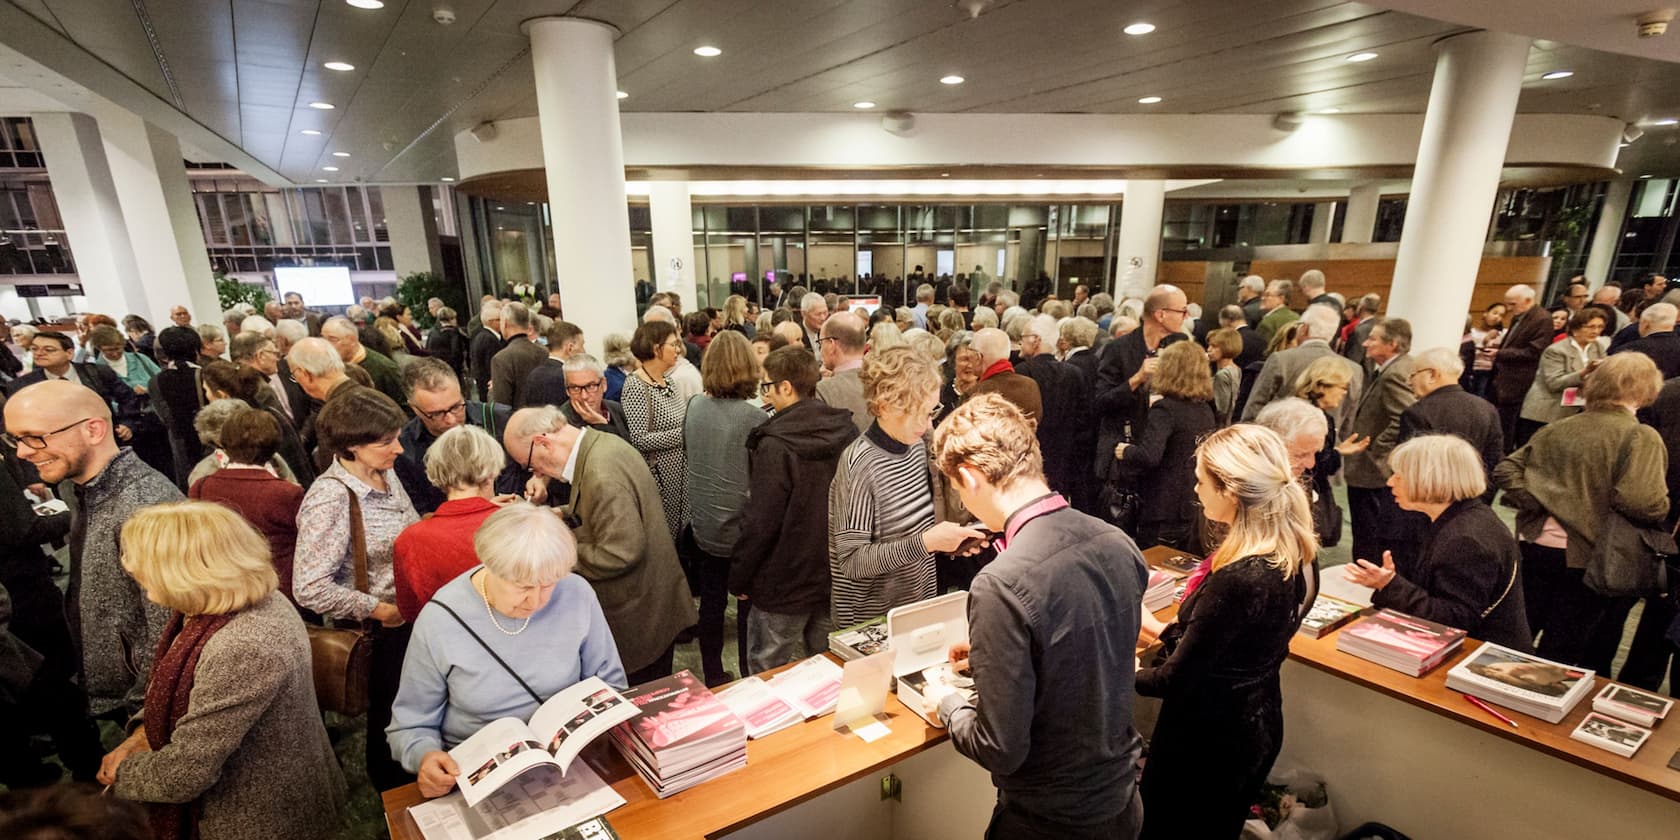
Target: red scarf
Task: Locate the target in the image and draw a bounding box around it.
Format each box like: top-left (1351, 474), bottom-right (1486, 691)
top-left (980, 359), bottom-right (1014, 380)
top-left (143, 611), bottom-right (235, 840)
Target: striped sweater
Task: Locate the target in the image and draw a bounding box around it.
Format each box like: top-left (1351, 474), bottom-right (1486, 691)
top-left (828, 424), bottom-right (938, 626)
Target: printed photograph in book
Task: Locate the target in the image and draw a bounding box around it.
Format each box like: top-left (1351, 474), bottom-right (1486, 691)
top-left (1581, 714), bottom-right (1647, 747)
top-left (407, 761), bottom-right (625, 840)
top-left (1340, 610), bottom-right (1462, 657)
top-left (897, 661), bottom-right (976, 705)
top-left (1461, 646), bottom-right (1585, 699)
top-left (625, 671), bottom-right (743, 749)
top-left (1603, 684), bottom-right (1672, 715)
top-left (446, 677), bottom-right (640, 807)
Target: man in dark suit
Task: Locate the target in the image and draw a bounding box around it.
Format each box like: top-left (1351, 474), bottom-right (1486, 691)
top-left (490, 303), bottom-right (548, 408)
top-left (1015, 315), bottom-right (1088, 508)
top-left (1610, 302), bottom-right (1680, 380)
top-left (1218, 305), bottom-right (1266, 369)
top-left (281, 292), bottom-right (326, 337)
top-left (7, 332), bottom-right (142, 439)
top-left (1237, 274), bottom-right (1266, 328)
top-left (1094, 286), bottom-right (1189, 462)
top-left (395, 358), bottom-right (526, 515)
top-left (1344, 318), bottom-right (1421, 568)
top-left (1491, 285), bottom-right (1553, 450)
top-left (468, 301), bottom-right (505, 402)
top-left (1399, 347), bottom-right (1502, 502)
top-left (522, 320), bottom-right (586, 408)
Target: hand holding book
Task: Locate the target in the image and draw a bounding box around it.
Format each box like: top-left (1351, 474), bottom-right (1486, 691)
top-left (418, 751), bottom-right (462, 798)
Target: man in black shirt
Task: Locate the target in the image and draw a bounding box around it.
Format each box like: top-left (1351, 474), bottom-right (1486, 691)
top-left (928, 394), bottom-right (1146, 839)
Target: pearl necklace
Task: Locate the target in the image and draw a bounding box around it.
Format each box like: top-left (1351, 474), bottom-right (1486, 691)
top-left (475, 573), bottom-right (531, 636)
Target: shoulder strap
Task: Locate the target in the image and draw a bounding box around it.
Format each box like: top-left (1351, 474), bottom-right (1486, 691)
top-left (475, 401), bottom-right (498, 437)
top-left (433, 598), bottom-right (543, 704)
top-left (318, 476), bottom-right (369, 594)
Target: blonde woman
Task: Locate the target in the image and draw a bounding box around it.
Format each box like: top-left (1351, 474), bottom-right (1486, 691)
top-left (1293, 354), bottom-right (1367, 546)
top-left (1135, 424), bottom-right (1315, 839)
top-left (1112, 340), bottom-right (1216, 549)
top-left (100, 502), bottom-right (346, 840)
top-left (721, 294), bottom-right (754, 338)
top-left (869, 321), bottom-right (907, 352)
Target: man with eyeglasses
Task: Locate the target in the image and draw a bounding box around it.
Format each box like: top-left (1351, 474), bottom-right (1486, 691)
top-left (1345, 318), bottom-right (1421, 568)
top-left (1094, 285), bottom-right (1189, 468)
top-left (556, 354), bottom-right (629, 441)
top-left (521, 319), bottom-right (587, 409)
top-left (394, 357), bottom-right (529, 515)
top-left (1398, 347), bottom-right (1502, 502)
top-left (3, 380), bottom-right (182, 723)
top-left (814, 312), bottom-right (870, 434)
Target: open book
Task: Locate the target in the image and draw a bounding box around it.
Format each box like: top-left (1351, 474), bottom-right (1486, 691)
top-left (450, 677), bottom-right (640, 807)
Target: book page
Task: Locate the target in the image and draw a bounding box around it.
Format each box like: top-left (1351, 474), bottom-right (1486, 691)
top-left (766, 655), bottom-right (844, 719)
top-left (409, 761), bottom-right (624, 840)
top-left (447, 717), bottom-right (557, 807)
top-left (526, 677), bottom-right (640, 773)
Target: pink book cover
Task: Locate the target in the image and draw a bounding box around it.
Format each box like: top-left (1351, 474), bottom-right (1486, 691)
top-left (619, 671), bottom-right (740, 751)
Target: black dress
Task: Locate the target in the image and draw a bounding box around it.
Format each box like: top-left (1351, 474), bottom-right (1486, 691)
top-left (1117, 395), bottom-right (1216, 549)
top-left (1136, 554), bottom-right (1305, 839)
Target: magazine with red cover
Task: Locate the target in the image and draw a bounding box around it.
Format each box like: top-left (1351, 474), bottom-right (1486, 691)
top-left (1340, 609), bottom-right (1465, 658)
top-left (617, 671), bottom-right (744, 760)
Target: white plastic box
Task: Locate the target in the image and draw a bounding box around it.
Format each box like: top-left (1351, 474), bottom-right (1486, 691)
top-left (887, 591), bottom-right (970, 728)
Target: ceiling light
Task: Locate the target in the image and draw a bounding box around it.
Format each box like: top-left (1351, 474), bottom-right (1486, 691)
top-left (1541, 70), bottom-right (1574, 80)
top-left (693, 46), bottom-right (722, 57)
top-left (345, 0), bottom-right (383, 8)
top-left (332, 151), bottom-right (350, 157)
top-left (308, 101), bottom-right (334, 110)
top-left (616, 90), bottom-right (628, 100)
top-left (1641, 174), bottom-right (1653, 179)
top-left (1138, 96), bottom-right (1162, 104)
top-left (440, 177), bottom-right (455, 182)
top-left (324, 61), bottom-right (354, 72)
top-left (315, 178), bottom-right (329, 183)
top-left (323, 166), bottom-right (339, 172)
top-left (1346, 51), bottom-right (1379, 63)
top-left (940, 172), bottom-right (950, 177)
top-left (853, 101), bottom-right (876, 109)
top-left (940, 75), bottom-right (965, 85)
top-left (1317, 107), bottom-right (1342, 114)
top-left (300, 129), bottom-right (321, 136)
top-left (1123, 22), bottom-right (1155, 36)
top-left (1656, 118), bottom-right (1680, 126)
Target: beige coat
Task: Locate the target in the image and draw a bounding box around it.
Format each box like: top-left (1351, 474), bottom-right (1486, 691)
top-left (1342, 354), bottom-right (1417, 488)
top-left (1519, 338), bottom-right (1602, 424)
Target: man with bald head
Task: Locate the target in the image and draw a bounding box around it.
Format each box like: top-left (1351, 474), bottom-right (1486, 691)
top-left (1611, 301), bottom-right (1680, 379)
top-left (969, 327), bottom-right (1042, 421)
top-left (815, 311), bottom-right (871, 433)
top-left (1492, 284), bottom-right (1552, 449)
top-left (4, 380), bottom-right (180, 720)
top-left (1593, 283), bottom-right (1631, 332)
top-left (1095, 285), bottom-right (1188, 463)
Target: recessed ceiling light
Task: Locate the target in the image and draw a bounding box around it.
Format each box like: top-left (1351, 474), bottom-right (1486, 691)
top-left (496, 206), bottom-right (506, 211)
top-left (300, 129), bottom-right (321, 136)
top-left (940, 75), bottom-right (965, 85)
top-left (308, 101), bottom-right (334, 110)
top-left (346, 0), bottom-right (383, 8)
top-left (1138, 96), bottom-right (1162, 104)
top-left (315, 178), bottom-right (329, 183)
top-left (616, 90), bottom-right (628, 100)
top-left (1641, 174), bottom-right (1653, 179)
top-left (1541, 70), bottom-right (1574, 80)
top-left (324, 61), bottom-right (354, 72)
top-left (853, 101), bottom-right (876, 109)
top-left (440, 177), bottom-right (455, 182)
top-left (1656, 118), bottom-right (1679, 126)
top-left (940, 172), bottom-right (950, 177)
top-left (693, 46), bottom-right (722, 57)
top-left (332, 152), bottom-right (350, 159)
top-left (1318, 107), bottom-right (1342, 114)
top-left (323, 166), bottom-right (339, 172)
top-left (1620, 143), bottom-right (1630, 148)
top-left (1346, 52), bottom-right (1379, 63)
top-left (1123, 22), bottom-right (1155, 36)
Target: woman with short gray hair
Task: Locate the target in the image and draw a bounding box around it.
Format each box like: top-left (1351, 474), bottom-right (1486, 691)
top-left (387, 501), bottom-right (624, 800)
top-left (391, 425), bottom-right (508, 622)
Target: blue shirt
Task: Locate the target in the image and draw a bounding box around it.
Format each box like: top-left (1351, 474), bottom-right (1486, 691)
top-left (386, 567), bottom-right (625, 772)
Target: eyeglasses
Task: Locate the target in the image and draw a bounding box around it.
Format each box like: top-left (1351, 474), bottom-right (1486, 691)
top-left (565, 380), bottom-right (605, 395)
top-left (758, 380), bottom-right (779, 396)
top-left (1160, 307), bottom-right (1190, 317)
top-left (413, 401), bottom-right (466, 423)
top-left (2, 417), bottom-right (92, 450)
top-left (523, 435), bottom-right (540, 469)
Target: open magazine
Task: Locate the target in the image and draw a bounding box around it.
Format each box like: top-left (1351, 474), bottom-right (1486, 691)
top-left (450, 677), bottom-right (640, 807)
top-left (409, 762), bottom-right (624, 840)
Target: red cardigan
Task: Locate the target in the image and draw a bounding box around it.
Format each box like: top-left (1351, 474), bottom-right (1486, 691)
top-left (188, 468), bottom-right (305, 602)
top-left (391, 496), bottom-right (500, 622)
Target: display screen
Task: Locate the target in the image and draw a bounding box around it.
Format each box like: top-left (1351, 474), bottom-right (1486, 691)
top-left (273, 265), bottom-right (354, 307)
top-left (847, 295), bottom-right (883, 314)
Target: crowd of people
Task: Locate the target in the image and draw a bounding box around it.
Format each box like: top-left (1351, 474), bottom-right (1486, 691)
top-left (1, 267), bottom-right (1678, 839)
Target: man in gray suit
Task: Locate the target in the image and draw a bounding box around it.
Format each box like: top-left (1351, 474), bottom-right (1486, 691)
top-left (815, 311), bottom-right (870, 434)
top-left (1241, 303), bottom-right (1361, 432)
top-left (1343, 318), bottom-right (1420, 568)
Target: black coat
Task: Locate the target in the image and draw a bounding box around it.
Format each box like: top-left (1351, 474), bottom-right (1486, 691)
top-left (1398, 384), bottom-right (1503, 501)
top-left (1116, 395), bottom-right (1216, 528)
top-left (1612, 330), bottom-right (1680, 380)
top-left (1093, 330), bottom-right (1187, 469)
top-left (1643, 377), bottom-right (1680, 517)
top-left (1370, 499), bottom-right (1532, 652)
top-left (522, 357), bottom-right (569, 408)
top-left (1016, 354), bottom-right (1090, 504)
top-left (1235, 325), bottom-right (1266, 370)
top-left (467, 327), bottom-right (504, 402)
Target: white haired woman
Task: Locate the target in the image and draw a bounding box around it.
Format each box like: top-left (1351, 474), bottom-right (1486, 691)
top-left (99, 502), bottom-right (346, 840)
top-left (1345, 435), bottom-right (1532, 650)
top-left (1136, 424), bottom-right (1316, 839)
top-left (387, 502), bottom-right (624, 799)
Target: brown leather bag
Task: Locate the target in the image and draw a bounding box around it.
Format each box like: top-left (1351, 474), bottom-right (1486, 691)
top-left (306, 478), bottom-right (373, 717)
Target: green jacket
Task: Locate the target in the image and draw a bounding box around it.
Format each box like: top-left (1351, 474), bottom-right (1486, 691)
top-left (1494, 407), bottom-right (1669, 570)
top-left (563, 430), bottom-right (697, 673)
top-left (1255, 306), bottom-right (1300, 348)
top-left (356, 348), bottom-right (407, 410)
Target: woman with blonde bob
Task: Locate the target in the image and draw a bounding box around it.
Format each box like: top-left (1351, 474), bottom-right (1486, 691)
top-left (388, 501), bottom-right (625, 799)
top-left (1345, 435), bottom-right (1532, 650)
top-left (100, 502), bottom-right (346, 840)
top-left (1135, 424), bottom-right (1315, 840)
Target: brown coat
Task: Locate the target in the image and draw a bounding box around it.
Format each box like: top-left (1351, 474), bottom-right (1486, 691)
top-left (970, 368), bottom-right (1043, 421)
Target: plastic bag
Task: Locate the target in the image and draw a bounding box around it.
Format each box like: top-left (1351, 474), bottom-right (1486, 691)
top-left (1240, 765), bottom-right (1337, 840)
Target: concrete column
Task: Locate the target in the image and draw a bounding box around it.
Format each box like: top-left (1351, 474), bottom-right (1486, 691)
top-left (1583, 180), bottom-right (1633, 288)
top-left (524, 17), bottom-right (635, 357)
top-left (1310, 201), bottom-right (1337, 245)
top-left (648, 181), bottom-right (697, 309)
top-left (30, 111), bottom-right (150, 319)
top-left (1114, 179), bottom-right (1165, 299)
top-left (383, 184), bottom-right (444, 278)
top-left (1388, 31), bottom-right (1530, 354)
top-left (1341, 183), bottom-right (1381, 244)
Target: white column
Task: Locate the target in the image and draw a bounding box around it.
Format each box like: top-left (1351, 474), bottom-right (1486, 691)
top-left (94, 107), bottom-right (221, 329)
top-left (648, 181), bottom-right (697, 309)
top-left (384, 184), bottom-right (444, 278)
top-left (525, 17), bottom-right (635, 357)
top-left (1341, 182), bottom-right (1381, 244)
top-left (1310, 201), bottom-right (1336, 245)
top-left (30, 111), bottom-right (149, 318)
top-left (1388, 31), bottom-right (1530, 354)
top-left (1114, 179), bottom-right (1165, 300)
top-left (1584, 180), bottom-right (1634, 289)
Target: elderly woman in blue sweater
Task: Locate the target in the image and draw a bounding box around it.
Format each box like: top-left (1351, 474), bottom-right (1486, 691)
top-left (387, 501), bottom-right (624, 798)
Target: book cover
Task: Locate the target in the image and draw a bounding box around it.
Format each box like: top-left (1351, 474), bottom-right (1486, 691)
top-left (1450, 644), bottom-right (1589, 701)
top-left (1157, 553), bottom-right (1202, 576)
top-left (765, 655), bottom-right (844, 719)
top-left (714, 677), bottom-right (802, 739)
top-left (896, 661), bottom-right (976, 706)
top-left (1339, 609), bottom-right (1466, 659)
top-left (1592, 683), bottom-right (1674, 727)
top-left (828, 616), bottom-right (890, 661)
top-left (1298, 595), bottom-right (1364, 638)
top-left (619, 671), bottom-right (743, 753)
top-left (1570, 712), bottom-right (1652, 758)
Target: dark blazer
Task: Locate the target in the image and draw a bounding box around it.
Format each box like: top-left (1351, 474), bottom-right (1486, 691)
top-left (1492, 306), bottom-right (1554, 405)
top-left (1644, 377), bottom-right (1680, 515)
top-left (1343, 355), bottom-right (1416, 488)
top-left (1371, 499), bottom-right (1532, 651)
top-left (562, 398), bottom-right (631, 441)
top-left (1116, 395), bottom-right (1216, 527)
top-left (1094, 330), bottom-right (1186, 466)
top-left (1612, 330), bottom-right (1680, 380)
top-left (467, 327), bottom-right (504, 402)
top-left (1399, 384), bottom-right (1503, 498)
top-left (394, 401), bottom-right (525, 515)
top-left (1235, 325), bottom-right (1266, 369)
top-left (489, 335), bottom-right (548, 408)
top-left (1242, 298), bottom-right (1263, 329)
top-left (8, 363), bottom-right (143, 430)
top-left (521, 357), bottom-right (570, 408)
top-left (275, 358), bottom-right (315, 452)
top-left (1016, 354), bottom-right (1089, 502)
top-left (970, 367), bottom-right (1042, 422)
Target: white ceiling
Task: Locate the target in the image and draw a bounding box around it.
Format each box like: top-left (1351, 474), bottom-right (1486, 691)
top-left (1, 0), bottom-right (1678, 184)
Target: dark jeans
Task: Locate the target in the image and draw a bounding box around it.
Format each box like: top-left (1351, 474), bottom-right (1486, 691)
top-left (368, 622), bottom-right (414, 791)
top-left (1521, 542), bottom-right (1632, 673)
top-left (1513, 417), bottom-right (1545, 451)
top-left (987, 789), bottom-right (1142, 840)
top-left (1619, 593), bottom-right (1680, 693)
top-left (687, 537), bottom-right (748, 686)
top-left (1347, 485), bottom-right (1421, 569)
top-left (1497, 400), bottom-right (1523, 454)
top-left (625, 643), bottom-right (676, 687)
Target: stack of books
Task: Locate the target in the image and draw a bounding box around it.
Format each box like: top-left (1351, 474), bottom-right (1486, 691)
top-left (1444, 644), bottom-right (1596, 724)
top-left (609, 671), bottom-right (747, 798)
top-left (1297, 594), bottom-right (1364, 639)
top-left (1567, 683), bottom-right (1675, 758)
top-left (1142, 569), bottom-right (1179, 612)
top-left (828, 616), bottom-right (889, 662)
top-left (1570, 712), bottom-right (1655, 757)
top-left (1335, 609), bottom-right (1465, 676)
